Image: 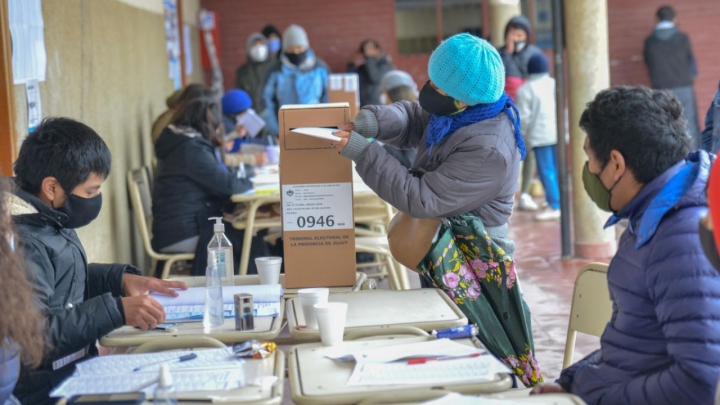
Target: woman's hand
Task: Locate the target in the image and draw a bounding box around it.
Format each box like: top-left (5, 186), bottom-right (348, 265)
top-left (236, 124), bottom-right (248, 138)
top-left (338, 124), bottom-right (355, 132)
top-left (530, 383), bottom-right (567, 395)
top-left (330, 130), bottom-right (351, 152)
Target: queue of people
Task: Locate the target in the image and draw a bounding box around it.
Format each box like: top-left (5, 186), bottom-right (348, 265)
top-left (5, 12), bottom-right (720, 405)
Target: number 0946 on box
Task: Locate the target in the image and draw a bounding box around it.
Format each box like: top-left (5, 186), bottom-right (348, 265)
top-left (281, 182), bottom-right (354, 232)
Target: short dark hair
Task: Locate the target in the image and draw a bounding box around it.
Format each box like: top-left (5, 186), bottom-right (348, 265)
top-left (14, 117), bottom-right (112, 194)
top-left (657, 6), bottom-right (675, 21)
top-left (580, 86), bottom-right (690, 185)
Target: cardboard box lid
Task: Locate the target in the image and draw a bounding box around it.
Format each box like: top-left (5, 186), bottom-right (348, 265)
top-left (280, 102), bottom-right (349, 110)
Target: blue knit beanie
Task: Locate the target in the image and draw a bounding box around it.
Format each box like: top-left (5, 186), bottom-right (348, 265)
top-left (528, 53), bottom-right (549, 74)
top-left (428, 33), bottom-right (505, 105)
top-left (221, 89), bottom-right (252, 115)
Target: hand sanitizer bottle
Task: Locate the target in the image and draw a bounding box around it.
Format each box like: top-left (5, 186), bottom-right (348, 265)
top-left (208, 217), bottom-right (234, 286)
top-left (153, 365), bottom-right (177, 404)
top-left (203, 250), bottom-right (224, 330)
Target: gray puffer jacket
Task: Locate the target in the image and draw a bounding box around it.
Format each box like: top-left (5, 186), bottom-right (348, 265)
top-left (10, 189), bottom-right (140, 405)
top-left (341, 101), bottom-right (521, 228)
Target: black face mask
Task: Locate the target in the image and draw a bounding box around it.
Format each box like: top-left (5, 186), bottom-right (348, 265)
top-left (285, 50), bottom-right (308, 66)
top-left (419, 81), bottom-right (461, 116)
top-left (699, 221), bottom-right (720, 271)
top-left (58, 193), bottom-right (103, 229)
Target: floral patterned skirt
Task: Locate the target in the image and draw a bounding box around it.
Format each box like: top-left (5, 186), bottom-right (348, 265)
top-left (417, 215), bottom-right (543, 387)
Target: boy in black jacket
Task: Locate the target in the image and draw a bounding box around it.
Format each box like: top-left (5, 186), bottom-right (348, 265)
top-left (10, 117), bottom-right (186, 404)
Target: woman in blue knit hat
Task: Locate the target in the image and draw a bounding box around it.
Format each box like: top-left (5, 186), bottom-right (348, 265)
top-left (331, 33), bottom-right (541, 386)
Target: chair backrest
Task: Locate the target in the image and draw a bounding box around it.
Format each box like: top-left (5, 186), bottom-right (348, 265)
top-left (127, 168), bottom-right (156, 256)
top-left (569, 262), bottom-right (613, 337)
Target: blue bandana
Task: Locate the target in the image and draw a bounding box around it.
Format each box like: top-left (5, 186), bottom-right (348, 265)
top-left (425, 93), bottom-right (526, 160)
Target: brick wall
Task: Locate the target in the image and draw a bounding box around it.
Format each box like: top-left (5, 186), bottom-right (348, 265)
top-left (607, 0), bottom-right (720, 125)
top-left (200, 0), bottom-right (400, 90)
top-left (201, 0), bottom-right (720, 126)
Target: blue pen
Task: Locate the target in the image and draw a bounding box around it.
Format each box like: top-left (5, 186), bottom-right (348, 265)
top-left (133, 353), bottom-right (197, 372)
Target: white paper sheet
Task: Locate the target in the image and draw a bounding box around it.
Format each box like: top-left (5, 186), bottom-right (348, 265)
top-left (330, 75), bottom-right (343, 91)
top-left (26, 80), bottom-right (41, 131)
top-left (344, 74), bottom-right (358, 92)
top-left (290, 127), bottom-right (341, 142)
top-left (422, 393), bottom-right (544, 405)
top-left (151, 284), bottom-right (282, 306)
top-left (329, 339), bottom-right (482, 363)
top-left (345, 354), bottom-right (510, 387)
top-left (50, 368), bottom-right (245, 398)
top-left (236, 108), bottom-right (266, 138)
top-left (74, 348), bottom-right (241, 376)
top-left (8, 0), bottom-right (46, 84)
top-left (281, 183), bottom-right (354, 232)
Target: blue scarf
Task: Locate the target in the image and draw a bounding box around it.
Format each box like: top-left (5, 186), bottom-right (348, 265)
top-left (425, 93), bottom-right (526, 160)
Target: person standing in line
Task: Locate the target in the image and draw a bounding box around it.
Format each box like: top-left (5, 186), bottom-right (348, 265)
top-left (262, 24), bottom-right (330, 136)
top-left (498, 15), bottom-right (544, 212)
top-left (644, 5), bottom-right (699, 147)
top-left (377, 70), bottom-right (418, 168)
top-left (261, 25), bottom-right (282, 58)
top-left (348, 39), bottom-right (393, 106)
top-left (516, 53), bottom-right (560, 221)
top-left (235, 33), bottom-right (275, 117)
top-left (700, 80), bottom-right (720, 153)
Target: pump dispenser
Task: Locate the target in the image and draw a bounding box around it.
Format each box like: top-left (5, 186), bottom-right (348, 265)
top-left (208, 217), bottom-right (234, 286)
top-left (153, 364), bottom-right (177, 404)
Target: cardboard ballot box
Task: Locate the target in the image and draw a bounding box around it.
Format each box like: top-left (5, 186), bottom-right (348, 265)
top-left (328, 74), bottom-right (360, 120)
top-left (279, 103), bottom-right (357, 289)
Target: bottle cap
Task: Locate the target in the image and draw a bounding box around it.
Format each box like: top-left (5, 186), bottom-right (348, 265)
top-left (209, 217), bottom-right (224, 233)
top-left (158, 364), bottom-right (173, 387)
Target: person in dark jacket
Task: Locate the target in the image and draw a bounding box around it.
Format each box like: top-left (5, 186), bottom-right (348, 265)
top-left (498, 15), bottom-right (542, 101)
top-left (261, 24), bottom-right (282, 58)
top-left (10, 118), bottom-right (186, 405)
top-left (235, 32), bottom-right (275, 116)
top-left (644, 6), bottom-right (699, 147)
top-left (701, 81), bottom-right (720, 153)
top-left (153, 87), bottom-right (269, 276)
top-left (348, 39), bottom-right (393, 106)
top-left (262, 24), bottom-right (330, 135)
top-left (0, 178), bottom-right (44, 405)
top-left (532, 86), bottom-right (720, 405)
top-left (498, 15), bottom-right (543, 212)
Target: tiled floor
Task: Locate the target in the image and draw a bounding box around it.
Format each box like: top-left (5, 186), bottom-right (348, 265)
top-left (508, 209), bottom-right (604, 380)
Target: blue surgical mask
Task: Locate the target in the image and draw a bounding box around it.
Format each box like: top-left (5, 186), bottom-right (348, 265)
top-left (267, 38), bottom-right (281, 53)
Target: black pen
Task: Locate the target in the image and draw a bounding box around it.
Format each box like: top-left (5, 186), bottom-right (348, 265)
top-left (133, 353), bottom-right (197, 372)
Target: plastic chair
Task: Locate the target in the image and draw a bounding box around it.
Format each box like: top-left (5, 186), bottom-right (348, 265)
top-left (563, 262), bottom-right (613, 369)
top-left (356, 236), bottom-right (410, 290)
top-left (127, 168), bottom-right (194, 279)
top-left (133, 336), bottom-right (226, 354)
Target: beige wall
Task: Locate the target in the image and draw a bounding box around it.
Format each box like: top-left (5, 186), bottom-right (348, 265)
top-left (12, 0), bottom-right (202, 268)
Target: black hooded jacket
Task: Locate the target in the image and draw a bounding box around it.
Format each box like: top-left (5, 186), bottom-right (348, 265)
top-left (152, 126), bottom-right (252, 250)
top-left (10, 188), bottom-right (140, 404)
top-left (644, 26), bottom-right (695, 89)
top-left (498, 15), bottom-right (543, 79)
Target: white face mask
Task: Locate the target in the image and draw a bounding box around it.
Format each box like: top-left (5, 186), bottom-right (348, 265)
top-left (8, 234), bottom-right (14, 251)
top-left (515, 41), bottom-right (527, 53)
top-left (249, 44), bottom-right (269, 62)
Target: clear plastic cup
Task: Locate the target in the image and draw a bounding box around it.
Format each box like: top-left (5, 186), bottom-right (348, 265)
top-left (297, 288), bottom-right (329, 329)
top-left (255, 257), bottom-right (282, 285)
top-left (314, 302), bottom-right (348, 346)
